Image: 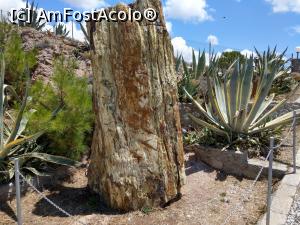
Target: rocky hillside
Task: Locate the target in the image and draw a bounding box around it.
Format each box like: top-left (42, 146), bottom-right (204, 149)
top-left (20, 27), bottom-right (92, 81)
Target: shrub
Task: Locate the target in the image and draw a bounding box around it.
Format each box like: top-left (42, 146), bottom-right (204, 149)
top-left (4, 32), bottom-right (37, 89)
top-left (0, 53), bottom-right (80, 183)
top-left (27, 57), bottom-right (93, 160)
top-left (218, 51), bottom-right (246, 70)
top-left (271, 73), bottom-right (296, 95)
top-left (0, 21), bottom-right (14, 52)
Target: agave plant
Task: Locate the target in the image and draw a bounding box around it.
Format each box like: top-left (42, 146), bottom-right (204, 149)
top-left (80, 22), bottom-right (90, 47)
top-left (0, 52), bottom-right (80, 182)
top-left (14, 0), bottom-right (46, 31)
top-left (185, 49), bottom-right (300, 143)
top-left (53, 23), bottom-right (69, 37)
top-left (178, 50), bottom-right (206, 101)
top-left (254, 47), bottom-right (288, 79)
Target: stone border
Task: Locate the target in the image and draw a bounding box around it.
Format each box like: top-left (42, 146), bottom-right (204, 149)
top-left (257, 151), bottom-right (300, 225)
top-left (186, 144), bottom-right (288, 179)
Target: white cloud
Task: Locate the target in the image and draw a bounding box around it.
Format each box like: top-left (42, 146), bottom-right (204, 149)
top-left (265, 0), bottom-right (300, 13)
top-left (0, 0), bottom-right (25, 13)
top-left (207, 35), bottom-right (219, 45)
top-left (63, 0), bottom-right (106, 10)
top-left (166, 21), bottom-right (172, 33)
top-left (172, 37), bottom-right (197, 62)
top-left (171, 36), bottom-right (222, 65)
top-left (224, 48), bottom-right (234, 52)
top-left (241, 49), bottom-right (257, 57)
top-left (65, 21), bottom-right (85, 42)
top-left (164, 0), bottom-right (212, 22)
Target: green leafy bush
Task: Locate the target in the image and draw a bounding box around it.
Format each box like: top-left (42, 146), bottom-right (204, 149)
top-left (0, 21), bottom-right (14, 52)
top-left (28, 58), bottom-right (93, 160)
top-left (218, 51), bottom-right (246, 70)
top-left (0, 53), bottom-right (80, 183)
top-left (4, 32), bottom-right (37, 88)
top-left (183, 128), bottom-right (221, 146)
top-left (271, 73), bottom-right (296, 95)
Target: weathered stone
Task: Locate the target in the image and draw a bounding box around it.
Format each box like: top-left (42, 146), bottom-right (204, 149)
top-left (281, 173), bottom-right (300, 187)
top-left (272, 196), bottom-right (294, 215)
top-left (87, 0), bottom-right (185, 211)
top-left (20, 27), bottom-right (92, 81)
top-left (188, 145), bottom-right (288, 179)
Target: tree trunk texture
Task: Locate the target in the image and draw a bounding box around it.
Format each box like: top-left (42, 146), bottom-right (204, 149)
top-left (88, 0), bottom-right (186, 211)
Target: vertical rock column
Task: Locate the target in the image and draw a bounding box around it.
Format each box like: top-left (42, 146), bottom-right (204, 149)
top-left (88, 0), bottom-right (186, 211)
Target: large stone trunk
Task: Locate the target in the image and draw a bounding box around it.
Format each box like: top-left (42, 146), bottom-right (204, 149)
top-left (88, 0), bottom-right (186, 211)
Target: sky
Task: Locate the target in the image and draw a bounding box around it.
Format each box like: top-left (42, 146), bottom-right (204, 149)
top-left (0, 0), bottom-right (300, 62)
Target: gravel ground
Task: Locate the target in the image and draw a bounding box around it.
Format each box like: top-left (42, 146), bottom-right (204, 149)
top-left (285, 186), bottom-right (300, 225)
top-left (0, 152), bottom-right (269, 225)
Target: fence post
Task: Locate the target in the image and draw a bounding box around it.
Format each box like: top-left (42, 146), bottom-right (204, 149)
top-left (266, 137), bottom-right (274, 225)
top-left (14, 158), bottom-right (22, 225)
top-left (293, 110), bottom-right (297, 174)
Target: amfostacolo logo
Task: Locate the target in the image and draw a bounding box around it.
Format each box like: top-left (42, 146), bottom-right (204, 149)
top-left (9, 7), bottom-right (159, 24)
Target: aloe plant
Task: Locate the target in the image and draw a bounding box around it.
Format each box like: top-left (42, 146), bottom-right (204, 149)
top-left (0, 52), bottom-right (80, 182)
top-left (185, 48), bottom-right (300, 143)
top-left (178, 50), bottom-right (206, 101)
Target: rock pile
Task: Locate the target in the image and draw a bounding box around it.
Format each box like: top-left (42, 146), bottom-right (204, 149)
top-left (20, 27), bottom-right (92, 81)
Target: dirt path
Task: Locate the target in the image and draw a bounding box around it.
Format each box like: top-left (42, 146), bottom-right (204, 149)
top-left (0, 153), bottom-right (268, 225)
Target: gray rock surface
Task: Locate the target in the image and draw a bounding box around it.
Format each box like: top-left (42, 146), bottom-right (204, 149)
top-left (20, 27), bottom-right (92, 81)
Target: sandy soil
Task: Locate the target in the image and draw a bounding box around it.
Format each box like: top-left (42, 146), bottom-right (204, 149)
top-left (0, 152), bottom-right (270, 225)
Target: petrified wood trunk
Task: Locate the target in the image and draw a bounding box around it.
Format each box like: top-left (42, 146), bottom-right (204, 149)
top-left (88, 0), bottom-right (185, 211)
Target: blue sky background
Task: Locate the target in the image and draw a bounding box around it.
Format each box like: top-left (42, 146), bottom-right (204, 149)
top-left (1, 0), bottom-right (300, 61)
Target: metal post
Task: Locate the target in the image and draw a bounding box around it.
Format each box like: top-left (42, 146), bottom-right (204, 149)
top-left (14, 158), bottom-right (22, 225)
top-left (72, 20), bottom-right (74, 39)
top-left (209, 41), bottom-right (212, 64)
top-left (266, 137), bottom-right (274, 225)
top-left (293, 111), bottom-right (297, 173)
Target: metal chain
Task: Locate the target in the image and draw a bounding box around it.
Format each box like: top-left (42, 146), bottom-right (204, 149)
top-left (220, 148), bottom-right (273, 225)
top-left (18, 171), bottom-right (87, 225)
top-left (221, 118), bottom-right (297, 225)
top-left (272, 122), bottom-right (295, 150)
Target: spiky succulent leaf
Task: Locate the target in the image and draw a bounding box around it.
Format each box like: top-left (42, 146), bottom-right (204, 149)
top-left (19, 152), bottom-right (81, 167)
top-left (186, 47), bottom-right (299, 143)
